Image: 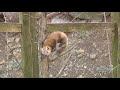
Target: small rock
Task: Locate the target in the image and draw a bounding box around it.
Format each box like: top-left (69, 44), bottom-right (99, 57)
top-left (90, 53), bottom-right (97, 60)
top-left (77, 75), bottom-right (84, 78)
top-left (102, 76), bottom-right (107, 78)
top-left (49, 74), bottom-right (53, 77)
top-left (78, 54), bottom-right (84, 58)
top-left (68, 61), bottom-right (73, 67)
top-left (13, 49), bottom-right (21, 60)
top-left (104, 53), bottom-right (109, 56)
top-left (13, 49), bottom-right (20, 56)
top-left (94, 74), bottom-right (97, 76)
top-left (84, 66), bottom-right (87, 68)
top-left (93, 43), bottom-right (96, 47)
top-left (15, 38), bottom-right (20, 43)
top-left (75, 48), bottom-right (84, 54)
top-left (79, 48), bottom-right (85, 53)
top-left (7, 37), bottom-right (14, 43)
top-left (0, 60), bottom-right (5, 65)
top-left (8, 60), bottom-right (19, 69)
top-left (96, 48), bottom-right (99, 51)
top-left (64, 67), bottom-right (68, 70)
top-left (62, 72), bottom-right (67, 77)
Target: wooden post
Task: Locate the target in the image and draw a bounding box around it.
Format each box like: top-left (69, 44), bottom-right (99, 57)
top-left (21, 12), bottom-right (39, 78)
top-left (30, 12), bottom-right (39, 77)
top-left (19, 12), bottom-right (22, 24)
top-left (111, 23), bottom-right (118, 78)
top-left (40, 12), bottom-right (49, 78)
top-left (111, 12), bottom-right (120, 78)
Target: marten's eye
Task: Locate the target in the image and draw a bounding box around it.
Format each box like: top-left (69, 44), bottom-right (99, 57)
top-left (47, 47), bottom-right (49, 50)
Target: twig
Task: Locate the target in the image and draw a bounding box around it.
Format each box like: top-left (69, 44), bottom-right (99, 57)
top-left (55, 54), bottom-right (72, 77)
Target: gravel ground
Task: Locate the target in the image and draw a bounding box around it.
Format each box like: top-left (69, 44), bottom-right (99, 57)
top-left (0, 27), bottom-right (112, 78)
top-left (48, 28), bottom-right (112, 78)
top-left (0, 12), bottom-right (112, 78)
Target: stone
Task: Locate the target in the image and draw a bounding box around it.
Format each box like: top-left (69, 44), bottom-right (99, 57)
top-left (84, 66), bottom-right (87, 68)
top-left (62, 72), bottom-right (67, 76)
top-left (90, 53), bottom-right (97, 60)
top-left (13, 49), bottom-right (21, 60)
top-left (104, 53), bottom-right (109, 56)
top-left (7, 37), bottom-right (15, 43)
top-left (93, 43), bottom-right (97, 47)
top-left (79, 48), bottom-right (85, 53)
top-left (78, 54), bottom-right (84, 58)
top-left (0, 60), bottom-right (5, 65)
top-left (15, 38), bottom-right (20, 43)
top-left (75, 48), bottom-right (84, 54)
top-left (77, 75), bottom-right (84, 78)
top-left (49, 74), bottom-right (53, 77)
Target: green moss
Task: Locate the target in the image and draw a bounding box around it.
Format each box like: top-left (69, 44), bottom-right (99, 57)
top-left (21, 12), bottom-right (39, 78)
top-left (0, 23), bottom-right (21, 32)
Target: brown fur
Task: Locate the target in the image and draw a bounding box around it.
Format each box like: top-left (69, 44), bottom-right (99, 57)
top-left (41, 31), bottom-right (68, 56)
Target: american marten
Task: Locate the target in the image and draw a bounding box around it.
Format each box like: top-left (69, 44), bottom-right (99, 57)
top-left (41, 31), bottom-right (68, 56)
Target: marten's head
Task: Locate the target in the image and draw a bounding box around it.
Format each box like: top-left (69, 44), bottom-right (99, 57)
top-left (41, 46), bottom-right (52, 56)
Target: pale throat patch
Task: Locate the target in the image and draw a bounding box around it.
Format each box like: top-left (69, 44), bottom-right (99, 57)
top-left (41, 46), bottom-right (51, 56)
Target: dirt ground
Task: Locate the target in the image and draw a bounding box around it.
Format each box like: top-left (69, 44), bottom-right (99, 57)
top-left (0, 12), bottom-right (113, 78)
top-left (0, 27), bottom-right (112, 78)
top-left (48, 28), bottom-right (112, 78)
top-left (0, 33), bottom-right (22, 78)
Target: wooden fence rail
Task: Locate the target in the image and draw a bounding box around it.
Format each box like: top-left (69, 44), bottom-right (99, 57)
top-left (0, 23), bottom-right (114, 32)
top-left (0, 15), bottom-right (119, 78)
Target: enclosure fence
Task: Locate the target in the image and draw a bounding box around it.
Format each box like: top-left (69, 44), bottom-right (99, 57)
top-left (0, 12), bottom-right (119, 78)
